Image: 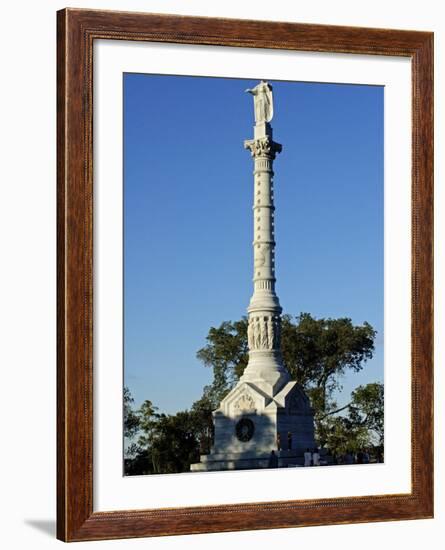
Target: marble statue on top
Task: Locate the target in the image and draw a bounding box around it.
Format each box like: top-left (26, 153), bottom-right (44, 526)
top-left (246, 80), bottom-right (274, 123)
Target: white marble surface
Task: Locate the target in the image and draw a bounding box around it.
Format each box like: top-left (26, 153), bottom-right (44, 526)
top-left (192, 84), bottom-right (315, 471)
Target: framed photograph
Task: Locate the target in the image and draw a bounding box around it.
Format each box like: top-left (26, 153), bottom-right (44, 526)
top-left (57, 8), bottom-right (433, 542)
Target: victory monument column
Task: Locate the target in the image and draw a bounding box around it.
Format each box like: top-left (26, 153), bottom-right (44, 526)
top-left (191, 81), bottom-right (315, 471)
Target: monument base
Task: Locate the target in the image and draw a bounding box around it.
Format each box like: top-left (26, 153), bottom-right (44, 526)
top-left (190, 379), bottom-right (316, 472)
top-left (191, 450), bottom-right (308, 471)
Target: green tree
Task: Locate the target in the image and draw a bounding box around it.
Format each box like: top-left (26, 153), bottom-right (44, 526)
top-left (196, 319), bottom-right (249, 408)
top-left (124, 395), bottom-right (215, 475)
top-left (137, 400), bottom-right (160, 447)
top-left (190, 394), bottom-right (215, 454)
top-left (281, 314), bottom-right (376, 413)
top-left (123, 386), bottom-right (143, 466)
top-left (348, 382), bottom-right (384, 446)
top-left (196, 313), bottom-right (376, 445)
top-left (197, 313), bottom-right (375, 410)
top-left (320, 416), bottom-right (369, 456)
top-left (125, 314), bottom-right (380, 475)
top-left (148, 411), bottom-right (201, 474)
top-left (123, 386), bottom-right (140, 439)
top-left (319, 382), bottom-right (384, 456)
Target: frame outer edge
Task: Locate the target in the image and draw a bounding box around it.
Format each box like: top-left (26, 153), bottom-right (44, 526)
top-left (412, 32), bottom-right (434, 517)
top-left (57, 7), bottom-right (95, 541)
top-left (56, 8), bottom-right (434, 541)
top-left (56, 7), bottom-right (67, 542)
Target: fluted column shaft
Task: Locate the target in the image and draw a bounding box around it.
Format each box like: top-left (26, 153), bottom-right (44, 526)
top-left (241, 122), bottom-right (289, 395)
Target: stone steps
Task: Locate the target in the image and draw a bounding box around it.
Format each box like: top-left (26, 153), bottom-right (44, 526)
top-left (191, 452), bottom-right (307, 471)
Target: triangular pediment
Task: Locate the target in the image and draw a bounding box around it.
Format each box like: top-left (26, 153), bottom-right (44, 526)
top-left (273, 381), bottom-right (312, 413)
top-left (218, 381), bottom-right (272, 416)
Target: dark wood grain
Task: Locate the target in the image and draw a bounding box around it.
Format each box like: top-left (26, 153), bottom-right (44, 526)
top-left (57, 8), bottom-right (434, 542)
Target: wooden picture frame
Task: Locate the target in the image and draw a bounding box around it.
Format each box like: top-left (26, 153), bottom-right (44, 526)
top-left (57, 8), bottom-right (433, 542)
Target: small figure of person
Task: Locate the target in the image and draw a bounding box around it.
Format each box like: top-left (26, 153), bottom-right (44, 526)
top-left (312, 448), bottom-right (320, 466)
top-left (287, 431), bottom-right (292, 450)
top-left (318, 448), bottom-right (328, 466)
top-left (276, 433), bottom-right (281, 451)
top-left (260, 318), bottom-right (268, 349)
top-left (363, 449), bottom-right (370, 464)
top-left (343, 450), bottom-right (354, 465)
top-left (357, 450), bottom-right (364, 464)
top-left (268, 450), bottom-right (279, 468)
top-left (304, 448), bottom-right (312, 467)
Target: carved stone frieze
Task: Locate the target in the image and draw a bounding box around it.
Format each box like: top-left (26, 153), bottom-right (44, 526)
top-left (248, 315), bottom-right (281, 351)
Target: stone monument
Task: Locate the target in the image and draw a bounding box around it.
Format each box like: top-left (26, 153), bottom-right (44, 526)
top-left (191, 81), bottom-right (315, 471)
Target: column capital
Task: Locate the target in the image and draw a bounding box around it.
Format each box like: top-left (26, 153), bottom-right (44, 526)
top-left (244, 136), bottom-right (282, 159)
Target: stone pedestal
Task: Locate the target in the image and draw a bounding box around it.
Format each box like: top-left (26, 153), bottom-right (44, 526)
top-left (191, 82), bottom-right (315, 472)
top-left (190, 380), bottom-right (315, 471)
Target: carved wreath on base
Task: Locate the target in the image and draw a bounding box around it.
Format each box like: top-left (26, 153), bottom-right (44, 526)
top-left (235, 417), bottom-right (255, 442)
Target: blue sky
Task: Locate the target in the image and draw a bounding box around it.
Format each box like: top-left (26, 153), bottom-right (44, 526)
top-left (124, 74), bottom-right (384, 414)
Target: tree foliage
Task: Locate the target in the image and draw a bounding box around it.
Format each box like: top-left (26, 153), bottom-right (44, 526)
top-left (124, 313), bottom-right (382, 475)
top-left (123, 386), bottom-right (140, 439)
top-left (197, 313), bottom-right (376, 416)
top-left (196, 319), bottom-right (249, 408)
top-left (124, 390), bottom-right (214, 475)
top-left (349, 382), bottom-right (384, 446)
top-left (319, 416), bottom-right (369, 455)
top-left (318, 382), bottom-right (384, 456)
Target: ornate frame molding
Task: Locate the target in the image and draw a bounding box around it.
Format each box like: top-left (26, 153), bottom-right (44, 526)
top-left (57, 8), bottom-right (433, 541)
